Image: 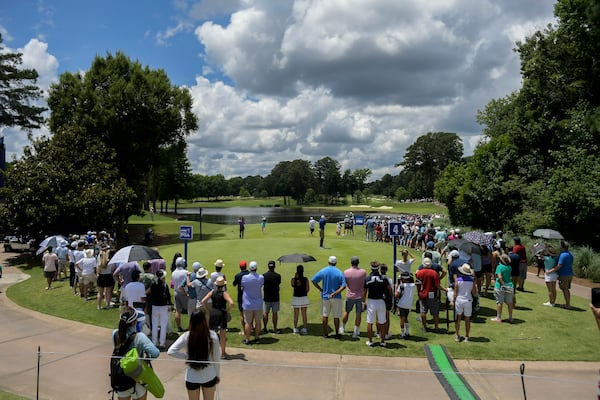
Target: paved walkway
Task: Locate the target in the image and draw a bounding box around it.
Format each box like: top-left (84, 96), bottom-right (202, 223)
top-left (0, 252), bottom-right (597, 399)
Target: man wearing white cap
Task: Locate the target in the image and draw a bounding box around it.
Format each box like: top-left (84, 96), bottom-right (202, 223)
top-left (241, 261), bottom-right (264, 344)
top-left (312, 256), bottom-right (347, 338)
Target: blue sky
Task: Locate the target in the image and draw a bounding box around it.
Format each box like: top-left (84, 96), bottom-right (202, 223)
top-left (1, 0), bottom-right (556, 180)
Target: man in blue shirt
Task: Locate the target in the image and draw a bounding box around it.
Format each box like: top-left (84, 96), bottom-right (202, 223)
top-left (312, 256), bottom-right (346, 338)
top-left (550, 240), bottom-right (574, 309)
top-left (241, 261), bottom-right (264, 344)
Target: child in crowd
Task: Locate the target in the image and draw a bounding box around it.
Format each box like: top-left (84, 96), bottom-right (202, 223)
top-left (395, 271), bottom-right (416, 338)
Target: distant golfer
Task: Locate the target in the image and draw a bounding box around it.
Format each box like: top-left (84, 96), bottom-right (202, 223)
top-left (319, 215), bottom-right (327, 248)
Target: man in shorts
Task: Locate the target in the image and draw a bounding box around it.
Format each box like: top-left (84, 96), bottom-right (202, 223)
top-left (416, 257), bottom-right (447, 334)
top-left (233, 260), bottom-right (249, 333)
top-left (241, 261), bottom-right (264, 344)
top-left (171, 257), bottom-right (189, 332)
top-left (454, 264), bottom-right (476, 342)
top-left (262, 260), bottom-right (282, 334)
top-left (42, 246), bottom-right (58, 290)
top-left (552, 240), bottom-right (574, 309)
top-left (312, 256), bottom-right (346, 338)
top-left (341, 256), bottom-right (366, 338)
top-left (364, 261), bottom-right (391, 347)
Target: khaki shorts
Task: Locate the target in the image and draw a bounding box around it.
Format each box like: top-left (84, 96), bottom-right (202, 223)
top-left (558, 275), bottom-right (573, 290)
top-left (321, 298), bottom-right (342, 318)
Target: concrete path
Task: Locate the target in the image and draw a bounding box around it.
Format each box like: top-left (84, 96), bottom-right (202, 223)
top-left (0, 252), bottom-right (597, 399)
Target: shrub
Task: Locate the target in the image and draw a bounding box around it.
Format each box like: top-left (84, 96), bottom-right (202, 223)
top-left (573, 245), bottom-right (596, 278)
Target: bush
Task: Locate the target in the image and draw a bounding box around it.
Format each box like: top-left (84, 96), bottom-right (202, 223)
top-left (573, 245), bottom-right (596, 278)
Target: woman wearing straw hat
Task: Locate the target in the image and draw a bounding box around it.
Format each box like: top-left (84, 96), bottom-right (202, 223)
top-left (455, 264), bottom-right (477, 342)
top-left (202, 276), bottom-right (234, 359)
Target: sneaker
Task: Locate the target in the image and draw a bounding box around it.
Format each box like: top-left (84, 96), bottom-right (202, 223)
top-left (490, 317), bottom-right (502, 323)
top-left (543, 302), bottom-right (554, 307)
top-left (375, 333), bottom-right (380, 339)
top-left (455, 335), bottom-right (461, 342)
top-left (464, 337), bottom-right (470, 343)
top-left (274, 329), bottom-right (281, 334)
top-left (293, 328), bottom-right (299, 335)
top-left (338, 326), bottom-right (345, 334)
top-left (365, 340), bottom-right (375, 347)
top-left (242, 339), bottom-right (251, 346)
top-left (300, 328), bottom-right (307, 335)
top-left (380, 342), bottom-right (387, 347)
top-left (352, 331), bottom-right (359, 339)
top-left (385, 333), bottom-right (392, 340)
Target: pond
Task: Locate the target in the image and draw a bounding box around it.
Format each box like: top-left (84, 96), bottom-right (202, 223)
top-left (172, 207), bottom-right (401, 225)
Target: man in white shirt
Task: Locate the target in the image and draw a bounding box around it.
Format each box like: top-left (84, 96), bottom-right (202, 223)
top-left (171, 257), bottom-right (189, 332)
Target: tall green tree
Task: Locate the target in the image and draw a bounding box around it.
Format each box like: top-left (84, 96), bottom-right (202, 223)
top-left (47, 52), bottom-right (197, 211)
top-left (397, 132), bottom-right (463, 199)
top-left (314, 156), bottom-right (341, 203)
top-left (0, 126), bottom-right (136, 235)
top-left (442, 0), bottom-right (600, 246)
top-left (0, 34), bottom-right (46, 129)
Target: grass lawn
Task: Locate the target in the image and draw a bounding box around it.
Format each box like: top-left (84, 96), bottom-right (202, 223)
top-left (7, 218), bottom-right (599, 362)
top-left (0, 390), bottom-right (29, 400)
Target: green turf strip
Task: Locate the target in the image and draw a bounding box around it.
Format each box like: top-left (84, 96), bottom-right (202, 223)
top-left (427, 344), bottom-right (479, 400)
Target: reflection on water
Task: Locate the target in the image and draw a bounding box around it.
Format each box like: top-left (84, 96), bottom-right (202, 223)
top-left (173, 207), bottom-right (400, 225)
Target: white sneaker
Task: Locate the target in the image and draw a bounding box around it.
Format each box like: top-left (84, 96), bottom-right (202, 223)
top-left (464, 337), bottom-right (470, 343)
top-left (385, 333), bottom-right (392, 340)
top-left (543, 302), bottom-right (554, 307)
top-left (365, 340), bottom-right (374, 347)
top-left (300, 328), bottom-right (307, 335)
top-left (352, 331), bottom-right (359, 339)
top-left (338, 326), bottom-right (345, 334)
top-left (455, 335), bottom-right (461, 342)
top-left (375, 332), bottom-right (380, 338)
top-left (293, 328), bottom-right (299, 334)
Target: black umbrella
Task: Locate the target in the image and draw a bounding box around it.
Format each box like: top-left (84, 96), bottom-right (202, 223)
top-left (447, 239), bottom-right (481, 255)
top-left (108, 245), bottom-right (162, 265)
top-left (277, 253), bottom-right (317, 263)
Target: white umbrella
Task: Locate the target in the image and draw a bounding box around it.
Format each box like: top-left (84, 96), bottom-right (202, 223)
top-left (532, 229), bottom-right (564, 240)
top-left (108, 245), bottom-right (162, 265)
top-left (36, 235), bottom-right (69, 255)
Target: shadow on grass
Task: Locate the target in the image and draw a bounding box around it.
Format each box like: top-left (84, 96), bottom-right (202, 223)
top-left (514, 306), bottom-right (533, 311)
top-left (466, 336), bottom-right (491, 343)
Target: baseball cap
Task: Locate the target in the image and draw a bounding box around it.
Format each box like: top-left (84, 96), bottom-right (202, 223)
top-left (268, 260), bottom-right (276, 268)
top-left (426, 241), bottom-right (434, 249)
top-left (192, 262), bottom-right (202, 271)
top-left (239, 260), bottom-right (248, 269)
top-left (249, 261), bottom-right (258, 271)
top-left (449, 250), bottom-right (460, 259)
top-left (175, 257), bottom-right (187, 268)
top-left (328, 255), bottom-right (337, 265)
top-left (423, 257), bottom-right (432, 268)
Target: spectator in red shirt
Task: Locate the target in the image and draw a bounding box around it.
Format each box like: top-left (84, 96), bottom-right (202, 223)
top-left (415, 258), bottom-right (448, 335)
top-left (512, 236), bottom-right (528, 291)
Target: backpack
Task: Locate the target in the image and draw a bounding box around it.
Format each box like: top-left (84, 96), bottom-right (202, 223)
top-left (110, 332), bottom-right (137, 392)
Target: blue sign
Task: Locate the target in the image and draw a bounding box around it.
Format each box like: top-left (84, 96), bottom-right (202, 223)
top-left (179, 225), bottom-right (193, 240)
top-left (388, 222), bottom-right (402, 237)
top-left (354, 215), bottom-right (365, 226)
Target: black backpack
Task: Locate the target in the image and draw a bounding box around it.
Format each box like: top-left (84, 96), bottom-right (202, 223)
top-left (110, 333), bottom-right (137, 392)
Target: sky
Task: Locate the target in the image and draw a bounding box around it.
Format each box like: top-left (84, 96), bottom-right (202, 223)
top-left (0, 0), bottom-right (557, 181)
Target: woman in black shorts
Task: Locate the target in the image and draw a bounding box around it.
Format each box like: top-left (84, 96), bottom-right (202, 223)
top-left (167, 309), bottom-right (221, 400)
top-left (97, 247), bottom-right (115, 309)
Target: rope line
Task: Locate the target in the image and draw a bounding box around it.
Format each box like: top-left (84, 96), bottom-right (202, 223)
top-left (1, 350), bottom-right (593, 387)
